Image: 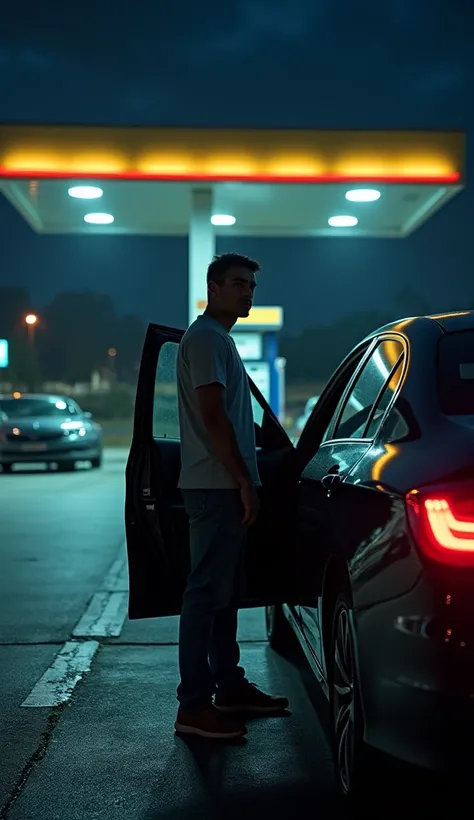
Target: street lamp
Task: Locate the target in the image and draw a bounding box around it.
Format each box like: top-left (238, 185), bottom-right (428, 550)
top-left (107, 347), bottom-right (117, 381)
top-left (25, 313), bottom-right (38, 344)
top-left (24, 314), bottom-right (39, 391)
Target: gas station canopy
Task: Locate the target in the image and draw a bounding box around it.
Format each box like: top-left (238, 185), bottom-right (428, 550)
top-left (0, 125), bottom-right (465, 238)
top-left (0, 125), bottom-right (466, 417)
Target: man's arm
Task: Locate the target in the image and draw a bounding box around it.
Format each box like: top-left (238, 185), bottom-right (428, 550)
top-left (196, 385), bottom-right (259, 525)
top-left (196, 384), bottom-right (251, 489)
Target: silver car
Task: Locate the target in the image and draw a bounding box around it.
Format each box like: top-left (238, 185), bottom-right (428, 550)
top-left (0, 393), bottom-right (103, 472)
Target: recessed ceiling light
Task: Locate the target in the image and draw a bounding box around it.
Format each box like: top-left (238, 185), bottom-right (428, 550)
top-left (345, 189), bottom-right (381, 202)
top-left (328, 215), bottom-right (358, 228)
top-left (68, 185), bottom-right (103, 199)
top-left (84, 213), bottom-right (114, 225)
top-left (211, 214), bottom-right (236, 226)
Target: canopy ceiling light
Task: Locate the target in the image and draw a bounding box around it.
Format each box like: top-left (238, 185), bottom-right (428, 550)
top-left (84, 212), bottom-right (114, 225)
top-left (328, 215), bottom-right (358, 228)
top-left (211, 214), bottom-right (236, 226)
top-left (345, 189), bottom-right (381, 202)
top-left (68, 185), bottom-right (103, 199)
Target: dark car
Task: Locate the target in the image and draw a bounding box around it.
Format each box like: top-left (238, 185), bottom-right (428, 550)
top-left (125, 311), bottom-right (474, 804)
top-left (0, 393), bottom-right (103, 472)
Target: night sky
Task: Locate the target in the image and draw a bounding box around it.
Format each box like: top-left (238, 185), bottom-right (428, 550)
top-left (1, 0), bottom-right (473, 333)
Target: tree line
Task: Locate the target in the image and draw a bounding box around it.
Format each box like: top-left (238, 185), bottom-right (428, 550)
top-left (0, 286), bottom-right (146, 387)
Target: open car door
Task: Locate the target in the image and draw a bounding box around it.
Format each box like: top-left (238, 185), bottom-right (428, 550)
top-left (125, 323), bottom-right (299, 620)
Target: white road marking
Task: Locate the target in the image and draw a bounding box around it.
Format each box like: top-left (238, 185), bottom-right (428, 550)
top-left (21, 641), bottom-right (99, 708)
top-left (72, 591), bottom-right (128, 638)
top-left (21, 545), bottom-right (129, 708)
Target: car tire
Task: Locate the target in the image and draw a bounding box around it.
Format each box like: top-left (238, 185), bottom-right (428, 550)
top-left (57, 461), bottom-right (76, 472)
top-left (265, 604), bottom-right (295, 654)
top-left (91, 454), bottom-right (102, 468)
top-left (329, 592), bottom-right (369, 810)
top-left (0, 463), bottom-right (12, 473)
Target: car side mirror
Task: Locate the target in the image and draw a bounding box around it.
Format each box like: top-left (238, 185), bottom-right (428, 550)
top-left (83, 411), bottom-right (93, 419)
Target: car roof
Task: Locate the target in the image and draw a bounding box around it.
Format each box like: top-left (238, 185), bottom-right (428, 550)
top-left (364, 309), bottom-right (474, 342)
top-left (426, 310), bottom-right (474, 332)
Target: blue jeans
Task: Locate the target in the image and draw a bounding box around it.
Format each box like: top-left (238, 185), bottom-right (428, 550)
top-left (177, 490), bottom-right (248, 711)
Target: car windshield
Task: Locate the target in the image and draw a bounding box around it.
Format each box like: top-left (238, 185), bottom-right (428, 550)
top-left (0, 398), bottom-right (79, 418)
top-left (438, 330), bottom-right (474, 415)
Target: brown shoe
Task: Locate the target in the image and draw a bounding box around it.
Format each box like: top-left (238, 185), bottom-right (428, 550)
top-left (214, 681), bottom-right (289, 714)
top-left (175, 704), bottom-right (247, 739)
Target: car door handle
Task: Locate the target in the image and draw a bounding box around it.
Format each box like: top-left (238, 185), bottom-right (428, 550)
top-left (321, 473), bottom-right (342, 491)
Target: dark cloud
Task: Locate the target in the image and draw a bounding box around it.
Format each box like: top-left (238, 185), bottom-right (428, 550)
top-left (0, 0), bottom-right (472, 128)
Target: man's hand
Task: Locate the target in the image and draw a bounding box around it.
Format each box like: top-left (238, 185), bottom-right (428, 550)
top-left (240, 482), bottom-right (260, 526)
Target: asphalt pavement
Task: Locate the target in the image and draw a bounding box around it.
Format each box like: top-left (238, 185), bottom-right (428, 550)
top-left (0, 449), bottom-right (344, 820)
top-left (2, 450), bottom-right (462, 820)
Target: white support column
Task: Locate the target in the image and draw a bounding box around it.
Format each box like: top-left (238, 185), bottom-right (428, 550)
top-left (188, 188), bottom-right (214, 326)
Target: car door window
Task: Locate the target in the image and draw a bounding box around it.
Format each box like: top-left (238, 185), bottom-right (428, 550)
top-left (332, 339), bottom-right (404, 440)
top-left (299, 345), bottom-right (373, 453)
top-left (364, 356), bottom-right (404, 438)
top-left (153, 341), bottom-right (179, 439)
top-left (250, 394), bottom-right (264, 427)
top-left (318, 346), bottom-right (374, 446)
top-left (348, 358), bottom-right (403, 439)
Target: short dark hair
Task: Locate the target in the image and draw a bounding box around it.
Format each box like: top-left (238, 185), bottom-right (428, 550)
top-left (207, 253), bottom-right (260, 284)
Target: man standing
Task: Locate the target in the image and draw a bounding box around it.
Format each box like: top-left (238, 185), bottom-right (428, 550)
top-left (175, 253), bottom-right (289, 739)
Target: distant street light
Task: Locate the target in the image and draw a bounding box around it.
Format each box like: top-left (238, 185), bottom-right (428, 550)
top-left (25, 314), bottom-right (38, 345)
top-left (107, 347), bottom-right (117, 381)
top-left (24, 314), bottom-right (40, 391)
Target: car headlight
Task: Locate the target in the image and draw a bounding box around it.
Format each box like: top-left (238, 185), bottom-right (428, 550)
top-left (61, 421), bottom-right (84, 431)
top-left (63, 426), bottom-right (87, 438)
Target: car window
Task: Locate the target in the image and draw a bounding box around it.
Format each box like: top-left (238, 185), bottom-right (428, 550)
top-left (332, 339), bottom-right (404, 440)
top-left (153, 342), bottom-right (180, 439)
top-left (250, 395), bottom-right (264, 427)
top-left (364, 357), bottom-right (404, 438)
top-left (244, 363), bottom-right (266, 427)
top-left (316, 346), bottom-right (373, 445)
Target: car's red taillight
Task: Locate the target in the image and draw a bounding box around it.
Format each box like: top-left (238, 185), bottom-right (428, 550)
top-left (406, 486), bottom-right (474, 566)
